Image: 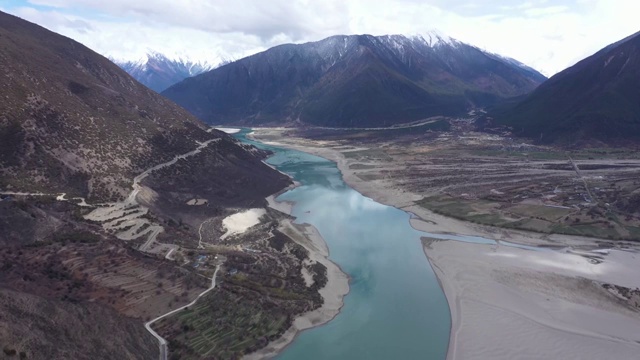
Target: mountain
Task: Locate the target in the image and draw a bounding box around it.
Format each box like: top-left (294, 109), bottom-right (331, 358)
top-left (162, 32), bottom-right (546, 127)
top-left (0, 10), bottom-right (292, 359)
top-left (115, 52), bottom-right (216, 92)
top-left (0, 12), bottom-right (286, 203)
top-left (491, 31), bottom-right (640, 144)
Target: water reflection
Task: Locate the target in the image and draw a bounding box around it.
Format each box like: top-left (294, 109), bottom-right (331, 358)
top-left (237, 130), bottom-right (451, 360)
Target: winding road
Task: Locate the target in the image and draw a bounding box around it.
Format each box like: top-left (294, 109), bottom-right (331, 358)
top-left (197, 218), bottom-right (216, 249)
top-left (4, 138), bottom-right (220, 256)
top-left (85, 138), bottom-right (219, 254)
top-left (145, 265), bottom-right (221, 360)
top-left (314, 117), bottom-right (442, 131)
top-left (2, 135), bottom-right (225, 359)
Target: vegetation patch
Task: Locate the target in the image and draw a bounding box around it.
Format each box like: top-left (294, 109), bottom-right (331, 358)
top-left (418, 194), bottom-right (638, 241)
top-left (155, 248), bottom-right (324, 360)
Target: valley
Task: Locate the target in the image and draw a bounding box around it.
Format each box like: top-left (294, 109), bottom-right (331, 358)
top-left (258, 123), bottom-right (640, 241)
top-left (250, 122), bottom-right (640, 360)
top-left (2, 4), bottom-right (640, 360)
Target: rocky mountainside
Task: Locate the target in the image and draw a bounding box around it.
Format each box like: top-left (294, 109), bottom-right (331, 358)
top-left (115, 52), bottom-right (216, 93)
top-left (0, 10), bottom-right (293, 359)
top-left (162, 32), bottom-right (546, 127)
top-left (491, 31), bottom-right (640, 144)
top-left (0, 11), bottom-right (287, 203)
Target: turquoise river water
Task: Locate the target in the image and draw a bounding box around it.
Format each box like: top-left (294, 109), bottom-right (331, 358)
top-left (236, 129), bottom-right (451, 359)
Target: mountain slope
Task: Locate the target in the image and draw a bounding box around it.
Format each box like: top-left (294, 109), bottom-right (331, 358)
top-left (0, 10), bottom-right (295, 358)
top-left (162, 33), bottom-right (546, 127)
top-left (0, 11), bottom-right (287, 203)
top-left (115, 52), bottom-right (215, 93)
top-left (0, 288), bottom-right (158, 359)
top-left (491, 31), bottom-right (640, 144)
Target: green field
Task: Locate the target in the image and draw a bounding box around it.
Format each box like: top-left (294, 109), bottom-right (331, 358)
top-left (418, 195), bottom-right (638, 240)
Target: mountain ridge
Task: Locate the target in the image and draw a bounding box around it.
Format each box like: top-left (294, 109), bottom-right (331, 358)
top-left (114, 52), bottom-right (218, 92)
top-left (491, 30), bottom-right (640, 144)
top-left (0, 10), bottom-right (289, 203)
top-left (162, 33), bottom-right (546, 127)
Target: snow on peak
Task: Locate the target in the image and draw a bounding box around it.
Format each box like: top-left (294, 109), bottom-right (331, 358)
top-left (374, 31), bottom-right (459, 62)
top-left (113, 48), bottom-right (219, 72)
top-left (411, 30), bottom-right (457, 47)
top-left (378, 34), bottom-right (411, 53)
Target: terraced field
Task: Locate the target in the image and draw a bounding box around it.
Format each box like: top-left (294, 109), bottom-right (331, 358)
top-left (151, 216), bottom-right (327, 360)
top-left (0, 233), bottom-right (209, 318)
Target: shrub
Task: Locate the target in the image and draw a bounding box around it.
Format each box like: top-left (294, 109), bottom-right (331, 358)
top-left (3, 346), bottom-right (17, 356)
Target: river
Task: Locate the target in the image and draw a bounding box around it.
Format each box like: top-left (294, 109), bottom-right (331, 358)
top-left (236, 129), bottom-right (451, 359)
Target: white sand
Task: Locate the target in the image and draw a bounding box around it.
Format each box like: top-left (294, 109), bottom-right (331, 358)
top-left (300, 262), bottom-right (314, 287)
top-left (266, 194), bottom-right (294, 214)
top-left (214, 127), bottom-right (241, 134)
top-left (186, 198), bottom-right (207, 205)
top-left (424, 238), bottom-right (640, 360)
top-left (220, 208), bottom-right (266, 240)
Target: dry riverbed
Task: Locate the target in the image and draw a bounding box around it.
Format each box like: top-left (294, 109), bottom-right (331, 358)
top-left (424, 238), bottom-right (640, 360)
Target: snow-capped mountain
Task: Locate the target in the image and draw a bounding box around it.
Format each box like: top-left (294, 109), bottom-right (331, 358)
top-left (115, 52), bottom-right (217, 92)
top-left (163, 32), bottom-right (547, 127)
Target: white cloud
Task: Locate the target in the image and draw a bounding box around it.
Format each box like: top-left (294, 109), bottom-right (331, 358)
top-left (4, 0), bottom-right (639, 75)
top-left (524, 5), bottom-right (569, 17)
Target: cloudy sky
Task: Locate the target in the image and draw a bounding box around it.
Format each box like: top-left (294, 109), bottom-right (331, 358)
top-left (2, 0), bottom-right (638, 76)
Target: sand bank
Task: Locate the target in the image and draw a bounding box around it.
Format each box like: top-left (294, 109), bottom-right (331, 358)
top-left (213, 127), bottom-right (241, 134)
top-left (423, 238), bottom-right (640, 360)
top-left (220, 208), bottom-right (266, 240)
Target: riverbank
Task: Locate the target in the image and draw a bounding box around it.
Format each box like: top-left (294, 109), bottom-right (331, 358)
top-left (248, 129), bottom-right (577, 244)
top-left (250, 128), bottom-right (640, 360)
top-left (248, 128), bottom-right (544, 245)
top-left (244, 175), bottom-right (349, 359)
top-left (245, 218), bottom-right (349, 359)
top-left (423, 238), bottom-right (640, 359)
